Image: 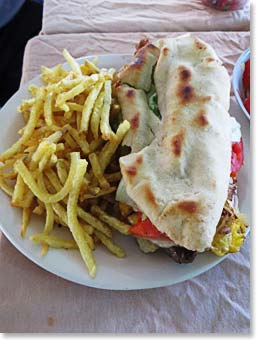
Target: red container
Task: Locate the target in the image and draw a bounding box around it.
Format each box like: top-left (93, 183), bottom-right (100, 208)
top-left (202, 0), bottom-right (248, 11)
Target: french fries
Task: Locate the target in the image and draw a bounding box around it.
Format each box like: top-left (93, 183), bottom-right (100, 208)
top-left (56, 76), bottom-right (97, 112)
top-left (94, 230), bottom-right (126, 258)
top-left (56, 160), bottom-right (68, 185)
top-left (100, 80), bottom-right (115, 140)
top-left (98, 120), bottom-right (130, 172)
top-left (0, 88), bottom-right (45, 161)
top-left (52, 202), bottom-right (94, 235)
top-left (81, 59), bottom-right (99, 75)
top-left (15, 152), bottom-right (79, 204)
top-left (11, 174), bottom-right (26, 207)
top-left (77, 207), bottom-right (112, 237)
top-left (20, 207), bottom-right (32, 238)
top-left (80, 80), bottom-right (104, 132)
top-left (67, 159), bottom-right (96, 277)
top-left (63, 49), bottom-right (82, 76)
top-left (90, 91), bottom-right (105, 140)
top-left (44, 203), bottom-right (55, 234)
top-left (30, 233), bottom-right (78, 249)
top-left (66, 125), bottom-right (89, 154)
top-left (91, 205), bottom-right (130, 235)
top-left (33, 203), bottom-right (45, 216)
top-left (0, 177), bottom-right (14, 196)
top-left (80, 186), bottom-right (116, 201)
top-left (0, 49), bottom-right (131, 278)
top-left (41, 64), bottom-right (68, 84)
top-left (89, 153), bottom-right (110, 190)
top-left (44, 91), bottom-right (54, 126)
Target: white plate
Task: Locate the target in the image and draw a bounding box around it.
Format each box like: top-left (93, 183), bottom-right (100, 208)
top-left (0, 54), bottom-right (250, 290)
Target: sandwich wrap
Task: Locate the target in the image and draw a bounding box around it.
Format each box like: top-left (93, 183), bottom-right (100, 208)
top-left (116, 35), bottom-right (232, 252)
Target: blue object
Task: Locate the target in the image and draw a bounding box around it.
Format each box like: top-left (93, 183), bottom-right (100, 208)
top-left (0, 0), bottom-right (25, 28)
top-left (232, 48), bottom-right (250, 121)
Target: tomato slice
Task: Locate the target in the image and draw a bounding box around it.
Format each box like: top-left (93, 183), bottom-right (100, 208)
top-left (243, 59), bottom-right (250, 91)
top-left (231, 138), bottom-right (244, 177)
top-left (129, 213), bottom-right (171, 240)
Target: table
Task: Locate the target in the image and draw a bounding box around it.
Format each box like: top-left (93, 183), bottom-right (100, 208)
top-left (21, 31), bottom-right (250, 84)
top-left (0, 30), bottom-right (250, 333)
top-left (42, 0), bottom-right (250, 34)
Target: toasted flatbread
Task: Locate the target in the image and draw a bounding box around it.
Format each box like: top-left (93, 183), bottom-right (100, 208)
top-left (119, 35), bottom-right (231, 252)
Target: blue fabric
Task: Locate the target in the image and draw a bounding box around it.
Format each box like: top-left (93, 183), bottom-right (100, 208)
top-left (0, 0), bottom-right (42, 105)
top-left (0, 0), bottom-right (25, 28)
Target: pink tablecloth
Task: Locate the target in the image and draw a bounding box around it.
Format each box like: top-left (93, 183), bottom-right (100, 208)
top-left (0, 31), bottom-right (250, 333)
top-left (42, 0), bottom-right (250, 34)
top-left (21, 31), bottom-right (250, 84)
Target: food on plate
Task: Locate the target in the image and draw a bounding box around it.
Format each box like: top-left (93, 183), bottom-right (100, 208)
top-left (0, 49), bottom-right (131, 277)
top-left (242, 58), bottom-right (250, 114)
top-left (115, 35), bottom-right (247, 263)
top-left (0, 35), bottom-right (248, 279)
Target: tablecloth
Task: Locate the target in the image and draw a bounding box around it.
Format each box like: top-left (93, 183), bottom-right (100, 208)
top-left (42, 0), bottom-right (250, 35)
top-left (21, 31), bottom-right (250, 84)
top-left (0, 31), bottom-right (250, 333)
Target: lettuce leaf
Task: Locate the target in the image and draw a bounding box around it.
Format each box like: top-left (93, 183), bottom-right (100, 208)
top-left (147, 85), bottom-right (161, 119)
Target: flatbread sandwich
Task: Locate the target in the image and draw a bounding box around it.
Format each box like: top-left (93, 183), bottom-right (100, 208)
top-left (115, 35), bottom-right (247, 263)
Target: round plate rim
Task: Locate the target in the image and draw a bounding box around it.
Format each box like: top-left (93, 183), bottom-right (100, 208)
top-left (0, 53), bottom-right (250, 290)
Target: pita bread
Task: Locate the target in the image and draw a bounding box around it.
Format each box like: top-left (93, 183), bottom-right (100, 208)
top-left (119, 35), bottom-right (231, 252)
top-left (116, 84), bottom-right (160, 152)
top-left (115, 84), bottom-right (160, 206)
top-left (118, 42), bottom-right (159, 91)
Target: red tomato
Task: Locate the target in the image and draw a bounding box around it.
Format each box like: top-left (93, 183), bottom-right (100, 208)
top-left (231, 139), bottom-right (244, 177)
top-left (243, 59), bottom-right (250, 90)
top-left (129, 213), bottom-right (170, 240)
top-left (244, 95), bottom-right (250, 113)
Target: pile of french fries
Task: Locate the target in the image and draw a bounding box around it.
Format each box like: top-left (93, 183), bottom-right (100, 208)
top-left (0, 49), bottom-right (134, 278)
